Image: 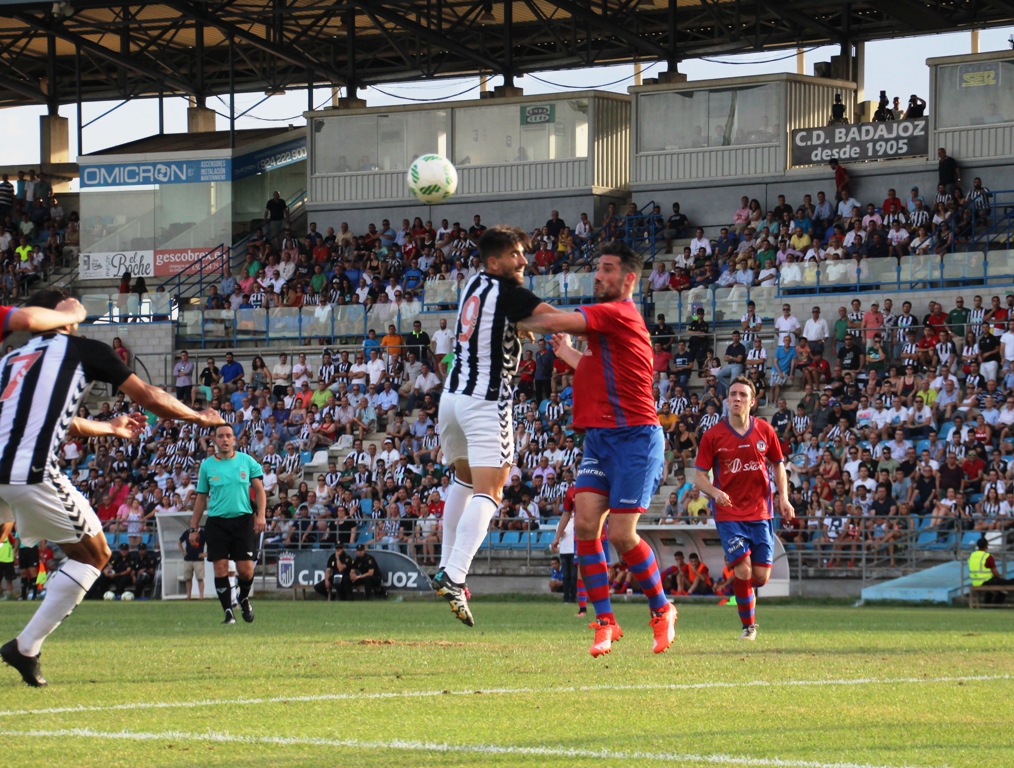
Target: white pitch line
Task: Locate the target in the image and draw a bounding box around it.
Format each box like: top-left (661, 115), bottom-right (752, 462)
top-left (0, 726), bottom-right (937, 768)
top-left (0, 673), bottom-right (1005, 719)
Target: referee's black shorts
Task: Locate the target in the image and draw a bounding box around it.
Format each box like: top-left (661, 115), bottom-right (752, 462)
top-left (18, 547), bottom-right (39, 569)
top-left (205, 515), bottom-right (259, 562)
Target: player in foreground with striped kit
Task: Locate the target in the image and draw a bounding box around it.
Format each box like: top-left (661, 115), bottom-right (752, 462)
top-left (0, 289), bottom-right (223, 686)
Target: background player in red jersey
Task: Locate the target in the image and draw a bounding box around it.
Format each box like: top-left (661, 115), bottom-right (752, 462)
top-left (523, 243), bottom-right (676, 658)
top-left (693, 376), bottom-right (794, 640)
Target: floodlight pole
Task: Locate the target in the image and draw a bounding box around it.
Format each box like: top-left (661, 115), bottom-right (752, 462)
top-left (229, 34), bottom-right (236, 149)
top-left (75, 44), bottom-right (83, 155)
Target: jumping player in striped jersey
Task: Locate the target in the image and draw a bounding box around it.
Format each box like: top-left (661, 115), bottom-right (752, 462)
top-left (522, 242), bottom-right (676, 657)
top-left (693, 376), bottom-right (794, 640)
top-left (433, 226), bottom-right (546, 626)
top-left (0, 290), bottom-right (223, 686)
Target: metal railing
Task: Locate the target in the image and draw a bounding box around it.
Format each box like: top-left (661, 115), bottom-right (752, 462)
top-left (153, 188), bottom-right (308, 304)
top-left (175, 302), bottom-right (426, 348)
top-left (423, 270), bottom-right (641, 312)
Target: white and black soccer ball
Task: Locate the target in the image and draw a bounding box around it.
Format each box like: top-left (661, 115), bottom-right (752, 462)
top-left (103, 590), bottom-right (116, 601)
top-left (120, 591), bottom-right (135, 602)
top-left (407, 154), bottom-right (458, 204)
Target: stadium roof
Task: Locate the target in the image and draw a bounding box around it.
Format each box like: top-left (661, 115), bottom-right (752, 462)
top-left (1, 0), bottom-right (1012, 109)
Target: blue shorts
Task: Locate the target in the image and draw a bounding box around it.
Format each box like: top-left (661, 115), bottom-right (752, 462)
top-left (716, 519), bottom-right (776, 567)
top-left (575, 425), bottom-right (664, 512)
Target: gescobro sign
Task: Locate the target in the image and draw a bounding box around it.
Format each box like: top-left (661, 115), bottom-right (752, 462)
top-left (154, 248), bottom-right (219, 276)
top-left (790, 118), bottom-right (929, 166)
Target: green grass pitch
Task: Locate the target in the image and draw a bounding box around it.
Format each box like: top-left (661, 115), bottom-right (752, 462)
top-left (0, 598), bottom-right (1010, 767)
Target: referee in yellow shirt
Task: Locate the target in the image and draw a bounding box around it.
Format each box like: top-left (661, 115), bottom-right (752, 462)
top-left (190, 425), bottom-right (266, 624)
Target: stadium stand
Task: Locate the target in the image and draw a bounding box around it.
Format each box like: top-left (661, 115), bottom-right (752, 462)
top-left (18, 160), bottom-right (1014, 597)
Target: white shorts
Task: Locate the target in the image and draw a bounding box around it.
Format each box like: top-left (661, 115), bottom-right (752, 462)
top-left (438, 392), bottom-right (513, 468)
top-left (0, 474), bottom-right (101, 547)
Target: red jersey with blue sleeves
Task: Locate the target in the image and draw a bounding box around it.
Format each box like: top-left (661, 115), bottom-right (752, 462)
top-left (572, 300), bottom-right (659, 430)
top-left (694, 417), bottom-right (783, 522)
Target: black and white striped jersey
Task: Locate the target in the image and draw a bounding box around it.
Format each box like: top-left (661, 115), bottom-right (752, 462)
top-left (445, 272), bottom-right (542, 403)
top-left (0, 333), bottom-right (132, 485)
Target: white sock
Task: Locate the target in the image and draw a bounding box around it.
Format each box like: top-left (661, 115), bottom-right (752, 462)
top-left (438, 478), bottom-right (473, 571)
top-left (17, 560), bottom-right (100, 657)
top-left (444, 494), bottom-right (497, 584)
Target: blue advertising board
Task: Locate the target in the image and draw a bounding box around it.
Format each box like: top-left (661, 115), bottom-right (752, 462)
top-left (80, 158), bottom-right (231, 187)
top-left (233, 136), bottom-right (307, 180)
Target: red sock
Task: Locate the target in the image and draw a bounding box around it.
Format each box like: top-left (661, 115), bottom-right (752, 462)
top-left (733, 577), bottom-right (756, 627)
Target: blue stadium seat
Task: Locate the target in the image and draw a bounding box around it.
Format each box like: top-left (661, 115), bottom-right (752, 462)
top-left (961, 531), bottom-right (982, 550)
top-left (356, 532), bottom-right (374, 545)
top-left (300, 450), bottom-right (313, 464)
top-left (939, 422), bottom-right (955, 439)
top-left (476, 532), bottom-right (492, 550)
top-left (915, 531), bottom-right (938, 548)
top-left (494, 531), bottom-right (520, 549)
top-left (915, 439), bottom-right (931, 455)
top-left (928, 533), bottom-right (956, 551)
top-left (359, 498), bottom-right (373, 517)
top-left (970, 493), bottom-right (984, 504)
top-left (511, 532), bottom-right (531, 550)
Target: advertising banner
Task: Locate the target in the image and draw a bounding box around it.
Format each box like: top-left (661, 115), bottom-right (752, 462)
top-left (80, 158), bottom-right (231, 188)
top-left (79, 250), bottom-right (154, 280)
top-left (153, 247), bottom-right (220, 277)
top-left (520, 104), bottom-right (555, 125)
top-left (790, 118), bottom-right (929, 166)
top-left (276, 548), bottom-right (431, 592)
top-left (233, 137), bottom-right (308, 180)
top-left (958, 62), bottom-right (1001, 88)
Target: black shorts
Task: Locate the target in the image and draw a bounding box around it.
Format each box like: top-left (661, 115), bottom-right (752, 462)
top-left (18, 547), bottom-right (39, 569)
top-left (0, 562), bottom-right (15, 581)
top-left (205, 515), bottom-right (259, 562)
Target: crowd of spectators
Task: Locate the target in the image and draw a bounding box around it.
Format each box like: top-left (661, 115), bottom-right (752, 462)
top-left (649, 287), bottom-right (1014, 566)
top-left (0, 169), bottom-right (78, 301)
top-left (641, 149), bottom-right (989, 298)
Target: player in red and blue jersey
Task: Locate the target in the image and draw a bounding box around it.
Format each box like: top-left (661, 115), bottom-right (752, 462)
top-left (523, 242), bottom-right (676, 658)
top-left (693, 376), bottom-right (794, 640)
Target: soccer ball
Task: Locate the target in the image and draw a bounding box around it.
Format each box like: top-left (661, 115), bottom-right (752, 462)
top-left (121, 591), bottom-right (135, 602)
top-left (407, 154), bottom-right (458, 204)
top-left (103, 591), bottom-right (116, 601)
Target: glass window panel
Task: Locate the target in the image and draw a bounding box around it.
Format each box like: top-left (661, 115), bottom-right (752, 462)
top-left (936, 61), bottom-right (1014, 129)
top-left (155, 182), bottom-right (232, 251)
top-left (378, 111), bottom-right (451, 171)
top-left (313, 115), bottom-right (378, 174)
top-left (452, 100), bottom-right (588, 166)
top-left (639, 91), bottom-right (708, 152)
top-left (80, 189), bottom-right (156, 252)
top-left (638, 84), bottom-right (780, 152)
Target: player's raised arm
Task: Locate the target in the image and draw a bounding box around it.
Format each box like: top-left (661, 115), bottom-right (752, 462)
top-left (69, 413), bottom-right (147, 440)
top-left (118, 375), bottom-right (223, 428)
top-left (518, 303), bottom-right (588, 336)
top-left (5, 299), bottom-right (87, 334)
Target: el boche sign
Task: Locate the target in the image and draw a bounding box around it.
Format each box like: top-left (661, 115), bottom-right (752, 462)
top-left (276, 548), bottom-right (432, 592)
top-left (791, 117), bottom-right (929, 166)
